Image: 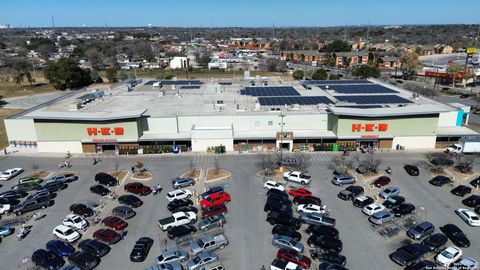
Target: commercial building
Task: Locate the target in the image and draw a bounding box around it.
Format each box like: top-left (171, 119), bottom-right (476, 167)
top-left (4, 78), bottom-right (477, 154)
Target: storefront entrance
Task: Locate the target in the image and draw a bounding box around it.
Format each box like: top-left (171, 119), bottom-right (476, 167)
top-left (100, 144), bottom-right (117, 154)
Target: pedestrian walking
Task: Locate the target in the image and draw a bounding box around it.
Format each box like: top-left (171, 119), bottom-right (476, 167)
top-left (131, 166), bottom-right (135, 173)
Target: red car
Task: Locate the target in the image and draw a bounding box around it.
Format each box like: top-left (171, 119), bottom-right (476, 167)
top-left (373, 176), bottom-right (391, 188)
top-left (124, 182), bottom-right (151, 196)
top-left (288, 188), bottom-right (312, 197)
top-left (93, 228), bottom-right (122, 245)
top-left (277, 248), bottom-right (311, 268)
top-left (102, 216), bottom-right (128, 230)
top-left (202, 204), bottom-right (228, 217)
top-left (200, 192), bottom-right (231, 209)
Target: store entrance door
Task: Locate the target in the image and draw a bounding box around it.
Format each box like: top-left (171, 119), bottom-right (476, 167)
top-left (357, 140), bottom-right (379, 153)
top-left (100, 144), bottom-right (118, 155)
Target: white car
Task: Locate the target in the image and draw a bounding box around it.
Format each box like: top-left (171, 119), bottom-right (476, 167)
top-left (166, 189), bottom-right (193, 202)
top-left (53, 224), bottom-right (81, 243)
top-left (435, 246), bottom-right (463, 266)
top-left (455, 208), bottom-right (480, 227)
top-left (0, 168), bottom-right (24, 181)
top-left (297, 204), bottom-right (323, 214)
top-left (362, 203), bottom-right (385, 216)
top-left (263, 180), bottom-right (285, 191)
top-left (62, 214), bottom-right (88, 230)
top-left (0, 204), bottom-right (11, 215)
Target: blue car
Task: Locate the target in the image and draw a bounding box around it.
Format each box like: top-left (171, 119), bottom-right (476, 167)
top-left (46, 240), bottom-right (75, 257)
top-left (201, 186), bottom-right (224, 198)
top-left (0, 226), bottom-right (13, 237)
top-left (32, 249), bottom-right (65, 270)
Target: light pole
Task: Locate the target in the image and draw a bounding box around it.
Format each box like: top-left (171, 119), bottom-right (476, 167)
top-left (279, 111), bottom-right (286, 164)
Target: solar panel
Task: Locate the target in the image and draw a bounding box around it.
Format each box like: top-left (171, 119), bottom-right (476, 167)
top-left (180, 85), bottom-right (201, 89)
top-left (241, 86), bottom-right (300, 97)
top-left (335, 95), bottom-right (413, 104)
top-left (258, 96), bottom-right (334, 106)
top-left (301, 80), bottom-right (372, 85)
top-left (160, 80), bottom-right (202, 85)
top-left (144, 80), bottom-right (157, 85)
top-left (319, 84), bottom-right (398, 94)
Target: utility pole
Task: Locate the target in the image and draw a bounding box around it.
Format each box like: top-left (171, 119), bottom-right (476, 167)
top-left (343, 25), bottom-right (347, 42)
top-left (279, 111), bottom-right (286, 163)
top-left (272, 23), bottom-right (275, 40)
top-left (51, 15), bottom-right (55, 28)
top-left (365, 21), bottom-right (370, 52)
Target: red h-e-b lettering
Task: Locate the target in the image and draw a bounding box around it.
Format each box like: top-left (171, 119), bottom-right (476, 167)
top-left (87, 128), bottom-right (97, 136)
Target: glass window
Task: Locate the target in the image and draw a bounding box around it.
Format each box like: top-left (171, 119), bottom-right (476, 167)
top-left (268, 121), bottom-right (273, 126)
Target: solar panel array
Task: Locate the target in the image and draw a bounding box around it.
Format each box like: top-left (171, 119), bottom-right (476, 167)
top-left (241, 86), bottom-right (300, 97)
top-left (320, 84), bottom-right (398, 94)
top-left (335, 95), bottom-right (413, 104)
top-left (258, 96), bottom-right (334, 106)
top-left (302, 80), bottom-right (372, 85)
top-left (180, 85), bottom-right (201, 89)
top-left (144, 80), bottom-right (156, 86)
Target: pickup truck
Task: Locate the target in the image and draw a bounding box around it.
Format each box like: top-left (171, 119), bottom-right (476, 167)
top-left (158, 211), bottom-right (197, 231)
top-left (299, 212), bottom-right (336, 227)
top-left (189, 233), bottom-right (229, 255)
top-left (46, 173), bottom-right (78, 184)
top-left (283, 171), bottom-right (311, 185)
top-left (270, 259), bottom-right (302, 270)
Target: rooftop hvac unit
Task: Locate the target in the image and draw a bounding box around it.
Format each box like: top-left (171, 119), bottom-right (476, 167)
top-left (290, 104), bottom-right (300, 110)
top-left (254, 102), bottom-right (261, 110)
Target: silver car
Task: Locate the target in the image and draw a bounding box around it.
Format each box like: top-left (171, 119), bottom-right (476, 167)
top-left (145, 262), bottom-right (183, 270)
top-left (157, 249), bottom-right (189, 264)
top-left (331, 175), bottom-right (356, 186)
top-left (186, 252), bottom-right (219, 270)
top-left (272, 235), bottom-right (304, 253)
top-left (369, 211), bottom-right (394, 225)
top-left (379, 187), bottom-right (400, 199)
top-left (172, 177), bottom-right (195, 189)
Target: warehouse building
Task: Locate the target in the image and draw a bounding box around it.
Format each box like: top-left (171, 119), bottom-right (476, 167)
top-left (4, 79), bottom-right (477, 154)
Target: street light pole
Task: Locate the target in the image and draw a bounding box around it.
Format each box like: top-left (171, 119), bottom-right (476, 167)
top-left (279, 111), bottom-right (286, 163)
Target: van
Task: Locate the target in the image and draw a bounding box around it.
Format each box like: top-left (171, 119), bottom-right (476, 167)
top-left (199, 262), bottom-right (225, 270)
top-left (331, 175), bottom-right (356, 186)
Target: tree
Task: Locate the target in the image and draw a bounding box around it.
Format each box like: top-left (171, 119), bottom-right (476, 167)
top-left (311, 68), bottom-right (328, 80)
top-left (89, 69), bottom-right (103, 83)
top-left (86, 47), bottom-right (103, 68)
top-left (44, 58), bottom-right (92, 90)
top-left (118, 71), bottom-right (128, 81)
top-left (11, 60), bottom-right (34, 86)
top-left (266, 58), bottom-right (287, 72)
top-left (329, 154), bottom-right (355, 175)
top-left (447, 62), bottom-right (462, 87)
top-left (400, 51), bottom-right (422, 80)
top-left (105, 69), bottom-right (118, 83)
top-left (257, 154), bottom-right (280, 176)
top-left (292, 69), bottom-right (305, 80)
top-left (37, 43), bottom-right (56, 60)
top-left (71, 47), bottom-right (85, 58)
top-left (194, 50), bottom-right (212, 67)
top-left (452, 153), bottom-right (479, 174)
top-left (351, 65), bottom-right (380, 79)
top-left (329, 74), bottom-right (341, 80)
top-left (321, 40), bottom-right (351, 52)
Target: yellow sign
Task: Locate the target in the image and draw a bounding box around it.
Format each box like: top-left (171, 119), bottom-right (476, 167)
top-left (467, 48), bottom-right (477, 54)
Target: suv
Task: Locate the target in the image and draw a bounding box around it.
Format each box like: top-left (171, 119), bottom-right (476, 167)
top-left (307, 235), bottom-right (343, 252)
top-left (31, 249), bottom-right (65, 270)
top-left (267, 211), bottom-right (301, 229)
top-left (94, 173), bottom-right (119, 186)
top-left (407, 222), bottom-right (435, 240)
top-left (112, 206), bottom-right (136, 219)
top-left (53, 225), bottom-right (81, 243)
top-left (172, 177), bottom-right (195, 189)
top-left (264, 200), bottom-right (293, 215)
top-left (389, 243), bottom-right (429, 266)
top-left (338, 186), bottom-right (364, 201)
top-left (13, 198), bottom-right (51, 215)
top-left (46, 173), bottom-right (78, 184)
top-left (331, 175), bottom-right (356, 186)
top-left (353, 195), bottom-right (374, 208)
top-left (78, 239), bottom-right (111, 257)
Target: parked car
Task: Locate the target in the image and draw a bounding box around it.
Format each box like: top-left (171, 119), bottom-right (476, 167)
top-left (270, 259), bottom-right (301, 270)
top-left (435, 246), bottom-right (462, 266)
top-left (0, 168), bottom-right (24, 181)
top-left (462, 195), bottom-right (480, 208)
top-left (451, 185), bottom-right (472, 197)
top-left (157, 249), bottom-right (189, 264)
top-left (272, 235), bottom-right (304, 253)
top-left (272, 224), bottom-right (301, 241)
top-left (362, 203), bottom-right (385, 216)
top-left (172, 205), bottom-right (199, 214)
top-left (450, 257), bottom-right (479, 270)
top-left (421, 233), bottom-right (448, 252)
top-left (300, 212), bottom-right (336, 227)
top-left (0, 197), bottom-right (19, 206)
top-left (267, 211), bottom-right (301, 229)
top-left (429, 176), bottom-right (453, 187)
top-left (455, 208), bottom-right (480, 226)
top-left (264, 180), bottom-right (285, 191)
top-left (297, 203), bottom-right (323, 214)
top-left (13, 198), bottom-right (51, 215)
top-left (67, 251), bottom-right (100, 270)
top-left (265, 200), bottom-right (292, 215)
top-left (307, 235), bottom-right (342, 252)
top-left (112, 206), bottom-right (136, 219)
top-left (404, 165), bottom-right (420, 176)
top-left (89, 185), bottom-right (111, 196)
top-left (373, 176), bottom-right (391, 188)
top-left (379, 187), bottom-right (400, 199)
top-left (440, 224), bottom-right (470, 247)
top-left (470, 177), bottom-right (480, 188)
top-left (42, 181), bottom-right (68, 193)
top-left (78, 239), bottom-right (111, 257)
top-left (32, 249), bottom-right (65, 270)
top-left (0, 225), bottom-right (14, 237)
top-left (69, 204), bottom-right (94, 218)
top-left (186, 252), bottom-right (219, 270)
top-left (331, 175), bottom-right (356, 186)
top-left (369, 211), bottom-right (394, 225)
top-left (53, 225), bottom-right (81, 243)
top-left (167, 189), bottom-right (193, 202)
top-left (168, 199), bottom-right (194, 211)
top-left (288, 187), bottom-right (312, 197)
top-left (202, 204), bottom-right (227, 217)
top-left (93, 228), bottom-right (121, 245)
top-left (46, 240), bottom-right (75, 257)
top-left (130, 237), bottom-right (153, 262)
top-left (391, 203), bottom-right (416, 217)
top-left (189, 233), bottom-right (228, 255)
top-left (404, 260), bottom-right (437, 270)
top-left (267, 194), bottom-right (292, 207)
top-left (306, 224), bottom-right (339, 238)
top-left (147, 262), bottom-right (183, 270)
top-left (283, 171), bottom-right (312, 185)
top-left (353, 195), bottom-right (374, 208)
top-left (172, 177), bottom-right (195, 189)
top-left (277, 248), bottom-right (311, 269)
top-left (94, 173), bottom-right (119, 186)
top-left (11, 183), bottom-right (41, 192)
top-left (0, 203), bottom-right (11, 214)
top-left (293, 196), bottom-right (321, 206)
top-left (62, 214), bottom-right (88, 230)
top-left (102, 216), bottom-right (128, 230)
top-left (201, 186), bottom-right (224, 199)
top-left (158, 211), bottom-right (197, 231)
top-left (383, 195), bottom-right (405, 209)
top-left (118, 194), bottom-right (143, 208)
top-left (46, 173), bottom-right (78, 184)
top-left (18, 176), bottom-right (42, 185)
top-left (407, 222), bottom-right (435, 240)
top-left (310, 251), bottom-right (346, 266)
top-left (337, 185), bottom-right (364, 201)
top-left (389, 243), bottom-right (429, 266)
top-left (0, 190), bottom-right (28, 199)
top-left (167, 225), bottom-right (197, 240)
top-left (124, 182), bottom-right (152, 196)
top-left (200, 193), bottom-right (231, 209)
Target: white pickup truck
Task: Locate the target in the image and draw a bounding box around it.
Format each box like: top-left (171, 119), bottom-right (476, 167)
top-left (446, 138), bottom-right (480, 154)
top-left (270, 259), bottom-right (302, 270)
top-left (283, 171), bottom-right (311, 185)
top-left (158, 211), bottom-right (197, 231)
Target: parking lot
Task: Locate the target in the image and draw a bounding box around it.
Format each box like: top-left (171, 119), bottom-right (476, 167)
top-left (0, 151), bottom-right (479, 270)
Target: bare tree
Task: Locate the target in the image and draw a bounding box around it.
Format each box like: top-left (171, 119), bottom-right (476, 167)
top-left (189, 159), bottom-right (196, 177)
top-left (293, 153), bottom-right (311, 172)
top-left (329, 154), bottom-right (355, 175)
top-left (424, 152), bottom-right (453, 174)
top-left (257, 154), bottom-right (280, 176)
top-left (452, 153), bottom-right (480, 174)
top-left (357, 153), bottom-right (381, 174)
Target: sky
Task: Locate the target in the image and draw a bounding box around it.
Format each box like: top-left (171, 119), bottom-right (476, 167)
top-left (0, 0), bottom-right (478, 28)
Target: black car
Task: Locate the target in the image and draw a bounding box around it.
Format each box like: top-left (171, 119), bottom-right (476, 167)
top-left (11, 183), bottom-right (41, 192)
top-left (32, 249), bottom-right (65, 270)
top-left (310, 251), bottom-right (347, 266)
top-left (130, 237), bottom-right (154, 262)
top-left (0, 190), bottom-right (28, 199)
top-left (337, 186), bottom-right (364, 201)
top-left (476, 206), bottom-right (480, 215)
top-left (382, 195), bottom-right (405, 209)
top-left (78, 239), bottom-right (111, 257)
top-left (404, 165), bottom-right (420, 176)
top-left (42, 181), bottom-right (68, 193)
top-left (450, 185), bottom-right (472, 197)
top-left (421, 233), bottom-right (448, 252)
top-left (267, 189), bottom-right (289, 200)
top-left (70, 203), bottom-right (94, 218)
top-left (271, 224), bottom-right (301, 241)
top-left (201, 186), bottom-right (224, 198)
top-left (307, 235), bottom-right (342, 252)
top-left (0, 197), bottom-right (20, 206)
top-left (429, 176), bottom-right (452, 187)
top-left (94, 173), bottom-right (119, 187)
top-left (352, 196), bottom-right (374, 208)
top-left (167, 225), bottom-right (197, 239)
top-left (462, 195), bottom-right (480, 207)
top-left (391, 203), bottom-right (416, 217)
top-left (293, 196), bottom-right (321, 206)
top-left (267, 194), bottom-right (292, 207)
top-left (264, 200), bottom-right (293, 215)
top-left (404, 260), bottom-right (437, 270)
top-left (389, 243), bottom-right (429, 266)
top-left (118, 195), bottom-right (143, 208)
top-left (171, 206), bottom-right (199, 214)
top-left (306, 224), bottom-right (339, 239)
top-left (90, 185), bottom-right (111, 196)
top-left (68, 251), bottom-right (100, 270)
top-left (167, 199), bottom-right (194, 211)
top-left (440, 224), bottom-right (470, 247)
top-left (470, 177), bottom-right (480, 188)
top-left (267, 211), bottom-right (301, 230)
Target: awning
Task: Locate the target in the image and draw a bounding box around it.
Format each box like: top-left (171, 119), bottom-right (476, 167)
top-left (139, 132), bottom-right (191, 141)
top-left (436, 126), bottom-right (479, 137)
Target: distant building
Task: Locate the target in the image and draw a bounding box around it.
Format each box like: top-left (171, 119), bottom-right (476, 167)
top-left (281, 50), bottom-right (369, 68)
top-left (169, 56), bottom-right (189, 69)
top-left (0, 24), bottom-right (10, 29)
top-left (378, 56), bottom-right (401, 69)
